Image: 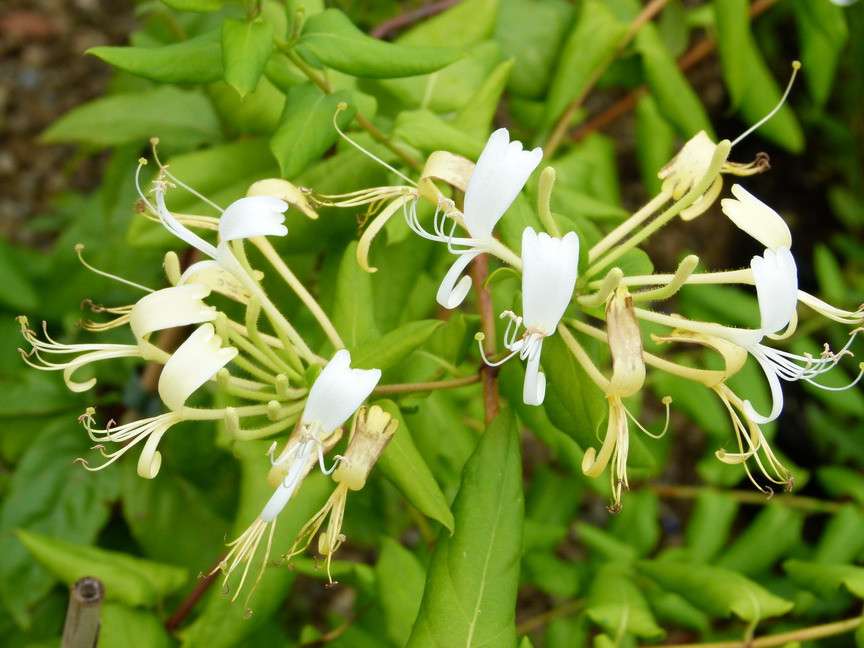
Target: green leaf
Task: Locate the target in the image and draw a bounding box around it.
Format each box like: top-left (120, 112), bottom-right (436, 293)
top-left (396, 0), bottom-right (500, 49)
top-left (299, 9), bottom-right (462, 78)
top-left (270, 84), bottom-right (355, 178)
top-left (784, 559), bottom-right (864, 599)
top-left (452, 59), bottom-right (514, 134)
top-left (587, 564), bottom-right (665, 641)
top-left (42, 86), bottom-right (221, 148)
top-left (394, 110), bottom-right (487, 159)
top-left (18, 529), bottom-right (188, 607)
top-left (407, 408), bottom-right (523, 648)
top-left (713, 0), bottom-right (750, 110)
top-left (376, 538), bottom-right (427, 646)
top-left (375, 400), bottom-right (455, 533)
top-left (352, 320), bottom-right (444, 372)
top-left (544, 0), bottom-right (628, 129)
top-left (684, 489), bottom-right (739, 562)
top-left (636, 24), bottom-right (714, 138)
top-left (0, 237), bottom-right (39, 310)
top-left (334, 241), bottom-right (380, 348)
top-left (0, 420), bottom-right (119, 629)
top-left (791, 0), bottom-right (848, 107)
top-left (635, 94), bottom-right (676, 196)
top-left (637, 560), bottom-right (793, 622)
top-left (541, 335), bottom-right (607, 449)
top-left (222, 19), bottom-right (274, 97)
top-left (88, 29), bottom-right (223, 84)
top-left (814, 505), bottom-right (864, 564)
top-left (715, 505), bottom-right (804, 576)
top-left (161, 0), bottom-right (224, 11)
top-left (100, 603), bottom-right (173, 648)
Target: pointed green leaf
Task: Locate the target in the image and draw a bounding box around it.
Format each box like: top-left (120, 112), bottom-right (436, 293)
top-left (790, 0), bottom-right (847, 107)
top-left (684, 489), bottom-right (739, 563)
top-left (375, 400), bottom-right (455, 533)
top-left (394, 0), bottom-right (499, 49)
top-left (334, 241), bottom-right (380, 348)
top-left (88, 29), bottom-right (223, 84)
top-left (42, 87), bottom-right (221, 148)
top-left (270, 84), bottom-right (354, 178)
top-left (18, 529), bottom-right (188, 608)
top-left (351, 320), bottom-right (444, 372)
top-left (637, 560), bottom-right (793, 622)
top-left (716, 505), bottom-right (804, 576)
top-left (407, 409), bottom-right (523, 648)
top-left (376, 538), bottom-right (427, 646)
top-left (544, 0), bottom-right (628, 129)
top-left (100, 603), bottom-right (173, 648)
top-left (814, 505), bottom-right (864, 564)
top-left (452, 59), bottom-right (515, 134)
top-left (784, 560), bottom-right (864, 600)
top-left (394, 110), bottom-right (487, 159)
top-left (713, 0), bottom-right (750, 110)
top-left (222, 19), bottom-right (274, 97)
top-left (587, 564), bottom-right (665, 641)
top-left (299, 9), bottom-right (461, 78)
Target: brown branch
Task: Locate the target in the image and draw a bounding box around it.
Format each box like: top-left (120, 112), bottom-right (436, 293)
top-left (471, 253), bottom-right (500, 424)
top-left (370, 0), bottom-right (463, 40)
top-left (164, 555), bottom-right (223, 633)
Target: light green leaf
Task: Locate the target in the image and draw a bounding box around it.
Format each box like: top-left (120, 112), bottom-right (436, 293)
top-left (636, 24), bottom-right (714, 138)
top-left (684, 489), bottom-right (739, 562)
top-left (716, 505), bottom-right (804, 576)
top-left (575, 523), bottom-right (638, 564)
top-left (397, 0), bottom-right (500, 49)
top-left (334, 241), bottom-right (380, 348)
top-left (161, 0), bottom-right (224, 11)
top-left (351, 320), bottom-right (444, 372)
top-left (635, 94), bottom-right (676, 196)
top-left (18, 529), bottom-right (188, 608)
top-left (587, 564), bottom-right (665, 641)
top-left (394, 110), bottom-right (487, 160)
top-left (407, 408), bottom-right (523, 648)
top-left (375, 400), bottom-right (455, 533)
top-left (88, 29), bottom-right (223, 84)
top-left (299, 9), bottom-right (461, 78)
top-left (100, 603), bottom-right (173, 648)
top-left (791, 0), bottom-right (847, 107)
top-left (785, 559), bottom-right (864, 599)
top-left (42, 87), bottom-right (221, 148)
top-left (221, 19), bottom-right (274, 97)
top-left (637, 560), bottom-right (794, 622)
top-left (270, 84), bottom-right (354, 178)
top-left (713, 0), bottom-right (750, 110)
top-left (376, 538), bottom-right (427, 646)
top-left (452, 59), bottom-right (514, 134)
top-left (544, 0), bottom-right (628, 129)
top-left (814, 505), bottom-right (864, 564)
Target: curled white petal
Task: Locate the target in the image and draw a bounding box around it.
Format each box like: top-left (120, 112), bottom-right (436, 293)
top-left (521, 228), bottom-right (579, 332)
top-left (303, 349), bottom-right (381, 434)
top-left (721, 184), bottom-right (792, 250)
top-left (436, 251), bottom-right (481, 309)
top-left (158, 324), bottom-right (238, 411)
top-left (522, 341), bottom-right (546, 406)
top-left (463, 128), bottom-right (543, 240)
top-left (752, 247), bottom-right (798, 335)
top-left (219, 196), bottom-right (289, 242)
top-left (129, 284), bottom-right (216, 341)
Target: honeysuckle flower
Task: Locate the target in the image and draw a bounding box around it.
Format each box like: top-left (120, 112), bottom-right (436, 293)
top-left (210, 349), bottom-right (380, 609)
top-left (481, 227), bottom-right (579, 405)
top-left (129, 284), bottom-right (217, 347)
top-left (406, 128), bottom-right (542, 308)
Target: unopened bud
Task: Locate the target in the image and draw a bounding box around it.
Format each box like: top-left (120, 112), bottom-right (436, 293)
top-left (333, 406), bottom-right (398, 490)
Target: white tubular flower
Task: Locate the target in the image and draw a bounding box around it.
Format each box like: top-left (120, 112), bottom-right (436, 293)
top-left (218, 196), bottom-right (289, 242)
top-left (752, 247), bottom-right (798, 336)
top-left (129, 284), bottom-right (217, 346)
top-left (721, 184), bottom-right (792, 250)
top-left (157, 323), bottom-right (238, 411)
top-left (406, 129), bottom-right (542, 309)
top-left (261, 349), bottom-right (381, 522)
top-left (482, 228), bottom-right (579, 406)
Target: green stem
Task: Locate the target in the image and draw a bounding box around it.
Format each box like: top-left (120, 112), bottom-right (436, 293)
top-left (373, 374), bottom-right (480, 395)
top-left (654, 615), bottom-right (862, 648)
top-left (587, 191), bottom-right (671, 263)
top-left (557, 323), bottom-right (609, 392)
top-left (587, 268), bottom-right (753, 289)
top-left (650, 484), bottom-right (845, 514)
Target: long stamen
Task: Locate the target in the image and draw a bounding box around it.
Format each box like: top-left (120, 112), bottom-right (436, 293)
top-left (75, 245), bottom-right (154, 293)
top-left (731, 61), bottom-right (801, 147)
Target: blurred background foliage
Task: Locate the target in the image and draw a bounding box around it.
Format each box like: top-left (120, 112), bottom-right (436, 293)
top-left (1, 0), bottom-right (863, 646)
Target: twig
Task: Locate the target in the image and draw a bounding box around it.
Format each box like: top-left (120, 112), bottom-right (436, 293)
top-left (370, 0), bottom-right (463, 39)
top-left (165, 556), bottom-right (223, 633)
top-left (471, 253), bottom-right (500, 424)
top-left (650, 485), bottom-right (845, 514)
top-left (61, 577), bottom-right (104, 648)
top-left (373, 374), bottom-right (480, 395)
top-left (654, 615), bottom-right (862, 648)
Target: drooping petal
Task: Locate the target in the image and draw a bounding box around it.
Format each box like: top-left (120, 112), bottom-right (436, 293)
top-left (463, 129), bottom-right (542, 240)
top-left (129, 284), bottom-right (216, 342)
top-left (155, 190), bottom-right (219, 259)
top-left (158, 324), bottom-right (238, 411)
top-left (436, 251), bottom-right (481, 309)
top-left (741, 346), bottom-right (787, 424)
top-left (522, 341), bottom-right (546, 406)
top-left (302, 349), bottom-right (381, 434)
top-left (219, 196), bottom-right (289, 242)
top-left (721, 184), bottom-right (793, 250)
top-left (521, 228), bottom-right (579, 333)
top-left (752, 247), bottom-right (798, 335)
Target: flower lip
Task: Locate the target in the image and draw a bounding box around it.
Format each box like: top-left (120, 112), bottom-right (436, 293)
top-left (752, 247), bottom-right (798, 336)
top-left (302, 349), bottom-right (381, 434)
top-left (463, 128), bottom-right (543, 240)
top-left (521, 228), bottom-right (579, 334)
top-left (721, 184), bottom-right (792, 250)
top-left (219, 196), bottom-right (289, 243)
top-left (129, 284), bottom-right (216, 342)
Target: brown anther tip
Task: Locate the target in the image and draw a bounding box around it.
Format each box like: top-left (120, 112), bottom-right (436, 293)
top-left (196, 571), bottom-right (205, 579)
top-left (72, 457), bottom-right (88, 466)
top-left (243, 608), bottom-right (253, 620)
top-left (785, 476), bottom-right (794, 492)
top-left (325, 581), bottom-right (339, 589)
top-left (606, 502), bottom-right (623, 515)
top-left (221, 583), bottom-right (230, 595)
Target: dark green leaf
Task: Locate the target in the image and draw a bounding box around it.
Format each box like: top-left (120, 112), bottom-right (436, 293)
top-left (299, 9), bottom-right (461, 78)
top-left (376, 538), bottom-right (426, 646)
top-left (684, 489), bottom-right (739, 562)
top-left (375, 400), bottom-right (455, 533)
top-left (637, 560), bottom-right (793, 622)
top-left (222, 19), bottom-right (274, 97)
top-left (791, 0), bottom-right (847, 108)
top-left (161, 0), bottom-right (224, 11)
top-left (42, 87), bottom-right (221, 148)
top-left (352, 320), bottom-right (444, 372)
top-left (88, 29), bottom-right (223, 84)
top-left (100, 603), bottom-right (173, 648)
top-left (713, 0), bottom-right (750, 110)
top-left (270, 84), bottom-right (355, 178)
top-left (716, 505), bottom-right (804, 576)
top-left (407, 409), bottom-right (523, 648)
top-left (396, 0), bottom-right (500, 49)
